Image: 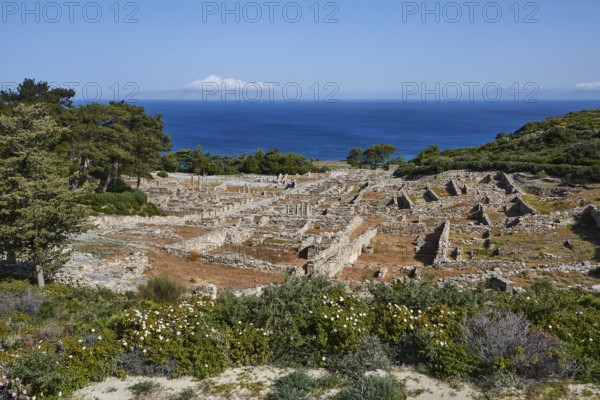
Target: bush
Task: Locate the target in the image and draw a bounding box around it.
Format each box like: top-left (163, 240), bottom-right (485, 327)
top-left (252, 277), bottom-right (347, 367)
top-left (138, 277), bottom-right (188, 304)
top-left (129, 380), bottom-right (161, 396)
top-left (118, 297), bottom-right (230, 379)
top-left (370, 280), bottom-right (498, 312)
top-left (315, 292), bottom-right (372, 358)
top-left (268, 370), bottom-right (316, 400)
top-left (85, 189), bottom-right (161, 216)
top-left (5, 350), bottom-right (70, 397)
top-left (332, 336), bottom-right (391, 380)
top-left (0, 287), bottom-right (44, 317)
top-left (156, 170), bottom-right (169, 178)
top-left (336, 375), bottom-right (406, 400)
top-left (116, 349), bottom-right (181, 377)
top-left (509, 288), bottom-right (600, 382)
top-left (177, 387), bottom-right (198, 400)
top-left (461, 310), bottom-right (566, 385)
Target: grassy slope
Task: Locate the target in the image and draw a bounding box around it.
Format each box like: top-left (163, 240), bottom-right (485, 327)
top-left (397, 109), bottom-right (600, 181)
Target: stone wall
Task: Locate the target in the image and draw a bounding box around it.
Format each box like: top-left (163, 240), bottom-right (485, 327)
top-left (497, 172), bottom-right (521, 195)
top-left (310, 216), bottom-right (364, 265)
top-left (433, 220), bottom-right (451, 265)
top-left (397, 190), bottom-right (414, 209)
top-left (53, 252), bottom-right (148, 292)
top-left (310, 226), bottom-right (378, 277)
top-left (166, 228), bottom-right (254, 257)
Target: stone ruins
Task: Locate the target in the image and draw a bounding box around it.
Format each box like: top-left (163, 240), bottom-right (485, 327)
top-left (56, 169), bottom-right (600, 293)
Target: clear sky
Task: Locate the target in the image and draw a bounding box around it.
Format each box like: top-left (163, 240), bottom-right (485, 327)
top-left (2, 0), bottom-right (600, 100)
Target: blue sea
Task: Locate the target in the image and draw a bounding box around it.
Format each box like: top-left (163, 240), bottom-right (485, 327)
top-left (134, 100), bottom-right (600, 160)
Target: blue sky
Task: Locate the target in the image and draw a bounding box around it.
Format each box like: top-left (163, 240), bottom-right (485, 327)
top-left (2, 0), bottom-right (600, 99)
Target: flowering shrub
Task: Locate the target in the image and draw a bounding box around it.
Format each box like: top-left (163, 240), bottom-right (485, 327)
top-left (119, 295), bottom-right (238, 378)
top-left (510, 288), bottom-right (600, 382)
top-left (226, 322), bottom-right (272, 367)
top-left (373, 303), bottom-right (474, 378)
top-left (1, 366), bottom-right (33, 400)
top-left (315, 293), bottom-right (372, 358)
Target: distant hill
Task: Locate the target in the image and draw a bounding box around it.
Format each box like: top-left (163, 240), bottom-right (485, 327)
top-left (395, 109), bottom-right (600, 183)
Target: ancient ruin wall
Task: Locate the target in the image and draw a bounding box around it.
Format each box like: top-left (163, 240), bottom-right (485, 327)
top-left (310, 216), bottom-right (364, 265)
top-left (397, 190), bottom-right (414, 209)
top-left (310, 226), bottom-right (378, 277)
top-left (497, 172), bottom-right (521, 194)
top-left (433, 220), bottom-right (451, 266)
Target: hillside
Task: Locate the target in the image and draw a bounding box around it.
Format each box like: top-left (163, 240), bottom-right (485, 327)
top-left (395, 109), bottom-right (600, 182)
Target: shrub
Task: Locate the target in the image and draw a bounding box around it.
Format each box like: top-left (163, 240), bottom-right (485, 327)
top-left (156, 170), bottom-right (169, 178)
top-left (118, 297), bottom-right (230, 379)
top-left (370, 280), bottom-right (498, 312)
top-left (461, 310), bottom-right (566, 385)
top-left (138, 277), bottom-right (188, 304)
top-left (332, 336), bottom-right (391, 380)
top-left (509, 288), bottom-right (600, 382)
top-left (315, 292), bottom-right (372, 358)
top-left (177, 387), bottom-right (198, 400)
top-left (336, 375), bottom-right (406, 400)
top-left (226, 323), bottom-right (272, 367)
top-left (1, 364), bottom-right (34, 400)
top-left (252, 277), bottom-right (347, 367)
top-left (372, 303), bottom-right (475, 378)
top-left (85, 189), bottom-right (161, 216)
top-left (116, 349), bottom-right (181, 377)
top-left (129, 380), bottom-right (161, 396)
top-left (268, 370), bottom-right (316, 400)
top-left (0, 288), bottom-right (44, 317)
top-left (5, 350), bottom-right (69, 397)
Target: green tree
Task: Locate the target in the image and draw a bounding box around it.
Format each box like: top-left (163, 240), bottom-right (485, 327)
top-left (112, 102), bottom-right (172, 188)
top-left (0, 104), bottom-right (87, 286)
top-left (346, 144), bottom-right (397, 169)
top-left (346, 147), bottom-right (364, 168)
top-left (0, 78), bottom-right (75, 112)
top-left (63, 102), bottom-right (171, 191)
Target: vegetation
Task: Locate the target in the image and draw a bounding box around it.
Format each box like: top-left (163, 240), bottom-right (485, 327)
top-left (394, 109), bottom-right (600, 183)
top-left (0, 277), bottom-right (598, 399)
top-left (346, 143), bottom-right (399, 169)
top-left (85, 189), bottom-right (162, 217)
top-left (161, 146), bottom-right (326, 176)
top-left (0, 104), bottom-right (88, 286)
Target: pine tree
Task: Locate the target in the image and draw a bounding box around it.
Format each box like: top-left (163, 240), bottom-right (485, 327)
top-left (0, 104), bottom-right (87, 286)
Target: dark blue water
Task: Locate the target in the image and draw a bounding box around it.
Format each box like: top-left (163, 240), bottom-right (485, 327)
top-left (133, 100), bottom-right (600, 160)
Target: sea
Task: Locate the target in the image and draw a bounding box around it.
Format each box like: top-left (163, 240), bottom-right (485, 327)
top-left (125, 100), bottom-right (600, 160)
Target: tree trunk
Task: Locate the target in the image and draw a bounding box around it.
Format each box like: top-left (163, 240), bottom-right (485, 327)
top-left (136, 175), bottom-right (142, 189)
top-left (102, 174), bottom-right (112, 193)
top-left (74, 155), bottom-right (90, 188)
top-left (36, 264), bottom-right (45, 287)
top-left (102, 161), bottom-right (120, 193)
